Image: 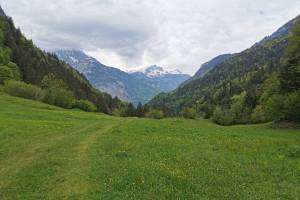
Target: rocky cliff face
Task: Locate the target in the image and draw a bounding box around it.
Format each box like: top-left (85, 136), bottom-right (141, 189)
top-left (56, 50), bottom-right (189, 104)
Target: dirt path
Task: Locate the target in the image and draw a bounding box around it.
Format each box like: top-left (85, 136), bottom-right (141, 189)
top-left (52, 122), bottom-right (117, 199)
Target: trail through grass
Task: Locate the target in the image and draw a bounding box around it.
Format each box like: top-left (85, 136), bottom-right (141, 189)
top-left (0, 94), bottom-right (299, 199)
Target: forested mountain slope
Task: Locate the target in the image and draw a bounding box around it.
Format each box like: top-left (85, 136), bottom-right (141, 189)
top-left (181, 54), bottom-right (232, 87)
top-left (0, 7), bottom-right (124, 114)
top-left (149, 15), bottom-right (300, 124)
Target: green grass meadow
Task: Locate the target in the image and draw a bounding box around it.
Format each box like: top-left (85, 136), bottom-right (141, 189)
top-left (0, 94), bottom-right (299, 199)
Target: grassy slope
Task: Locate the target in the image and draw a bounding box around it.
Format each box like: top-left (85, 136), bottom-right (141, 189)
top-left (0, 94), bottom-right (299, 200)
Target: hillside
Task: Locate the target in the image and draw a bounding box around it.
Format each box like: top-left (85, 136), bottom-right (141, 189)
top-left (194, 54), bottom-right (232, 78)
top-left (0, 8), bottom-right (124, 114)
top-left (181, 54), bottom-right (232, 87)
top-left (56, 50), bottom-right (190, 104)
top-left (0, 94), bottom-right (299, 199)
top-left (149, 15), bottom-right (299, 122)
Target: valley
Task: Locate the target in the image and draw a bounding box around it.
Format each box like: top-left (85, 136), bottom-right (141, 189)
top-left (0, 3), bottom-right (299, 200)
top-left (0, 94), bottom-right (299, 199)
top-left (55, 50), bottom-right (190, 104)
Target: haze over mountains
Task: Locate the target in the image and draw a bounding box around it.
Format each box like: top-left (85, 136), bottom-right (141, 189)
top-left (55, 50), bottom-right (190, 104)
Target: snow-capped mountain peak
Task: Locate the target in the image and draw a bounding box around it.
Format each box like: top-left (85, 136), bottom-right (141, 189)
top-left (130, 65), bottom-right (183, 78)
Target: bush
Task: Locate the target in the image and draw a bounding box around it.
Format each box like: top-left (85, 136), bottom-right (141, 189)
top-left (283, 91), bottom-right (300, 122)
top-left (212, 107), bottom-right (235, 125)
top-left (43, 88), bottom-right (75, 109)
top-left (41, 73), bottom-right (65, 89)
top-left (0, 62), bottom-right (21, 84)
top-left (264, 94), bottom-right (286, 121)
top-left (146, 109), bottom-right (164, 119)
top-left (7, 62), bottom-right (21, 81)
top-left (264, 91), bottom-right (300, 122)
top-left (72, 99), bottom-right (97, 112)
top-left (0, 65), bottom-right (13, 83)
top-left (182, 108), bottom-right (197, 119)
top-left (251, 105), bottom-right (266, 123)
top-left (4, 80), bottom-right (43, 100)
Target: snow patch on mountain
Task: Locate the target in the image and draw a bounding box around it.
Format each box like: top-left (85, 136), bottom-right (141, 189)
top-left (129, 65), bottom-right (183, 78)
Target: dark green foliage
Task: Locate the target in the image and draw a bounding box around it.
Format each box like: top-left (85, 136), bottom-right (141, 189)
top-left (212, 107), bottom-right (235, 125)
top-left (124, 103), bottom-right (136, 117)
top-left (259, 73), bottom-right (281, 103)
top-left (3, 79), bottom-right (97, 111)
top-left (0, 62), bottom-right (20, 83)
top-left (43, 88), bottom-right (75, 109)
top-left (265, 91), bottom-right (300, 122)
top-left (72, 99), bottom-right (97, 112)
top-left (280, 21), bottom-right (300, 93)
top-left (135, 102), bottom-right (145, 117)
top-left (0, 65), bottom-right (12, 83)
top-left (0, 47), bottom-right (11, 64)
top-left (267, 19), bottom-right (300, 123)
top-left (7, 62), bottom-right (20, 80)
top-left (182, 108), bottom-right (197, 119)
top-left (40, 74), bottom-right (74, 108)
top-left (283, 92), bottom-right (300, 122)
top-left (146, 109), bottom-right (164, 119)
top-left (4, 80), bottom-right (43, 100)
top-left (41, 73), bottom-right (66, 89)
top-left (251, 105), bottom-right (266, 123)
top-left (0, 38), bottom-right (21, 83)
top-left (264, 95), bottom-right (286, 121)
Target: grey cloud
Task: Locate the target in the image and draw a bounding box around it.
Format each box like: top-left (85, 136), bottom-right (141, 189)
top-left (1, 0), bottom-right (300, 74)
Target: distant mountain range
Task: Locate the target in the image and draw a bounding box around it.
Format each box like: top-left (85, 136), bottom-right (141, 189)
top-left (129, 65), bottom-right (190, 92)
top-left (55, 50), bottom-right (190, 104)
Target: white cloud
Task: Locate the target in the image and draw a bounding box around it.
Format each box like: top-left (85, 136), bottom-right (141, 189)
top-left (1, 0), bottom-right (300, 74)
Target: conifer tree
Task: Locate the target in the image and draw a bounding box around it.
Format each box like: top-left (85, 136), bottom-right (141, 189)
top-left (280, 20), bottom-right (300, 92)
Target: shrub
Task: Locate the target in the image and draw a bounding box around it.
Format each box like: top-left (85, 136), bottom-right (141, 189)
top-left (212, 107), bottom-right (235, 125)
top-left (0, 62), bottom-right (21, 84)
top-left (0, 65), bottom-right (13, 83)
top-left (251, 105), bottom-right (266, 123)
top-left (41, 73), bottom-right (66, 89)
top-left (124, 103), bottom-right (136, 117)
top-left (43, 88), bottom-right (75, 109)
top-left (283, 91), bottom-right (300, 122)
top-left (72, 99), bottom-right (97, 112)
top-left (182, 108), bottom-right (197, 119)
top-left (146, 109), bottom-right (164, 119)
top-left (264, 91), bottom-right (300, 122)
top-left (7, 62), bottom-right (21, 81)
top-left (264, 94), bottom-right (286, 121)
top-left (4, 80), bottom-right (43, 100)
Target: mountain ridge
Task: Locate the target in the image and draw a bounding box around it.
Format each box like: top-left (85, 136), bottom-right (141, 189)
top-left (55, 50), bottom-right (190, 104)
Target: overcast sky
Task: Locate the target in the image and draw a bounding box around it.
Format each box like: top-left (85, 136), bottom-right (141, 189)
top-left (1, 0), bottom-right (300, 74)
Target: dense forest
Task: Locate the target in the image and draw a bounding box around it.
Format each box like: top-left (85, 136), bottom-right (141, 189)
top-left (0, 12), bottom-right (128, 114)
top-left (149, 17), bottom-right (300, 125)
